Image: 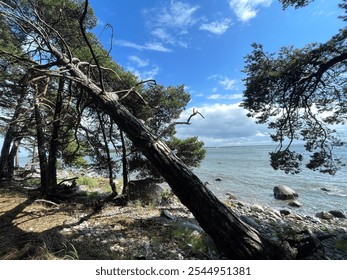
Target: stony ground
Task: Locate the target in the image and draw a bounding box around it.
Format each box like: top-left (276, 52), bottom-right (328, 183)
top-left (1, 181), bottom-right (347, 260)
top-left (0, 184), bottom-right (217, 260)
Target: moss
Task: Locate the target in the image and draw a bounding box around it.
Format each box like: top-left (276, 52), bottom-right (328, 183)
top-left (335, 239), bottom-right (347, 254)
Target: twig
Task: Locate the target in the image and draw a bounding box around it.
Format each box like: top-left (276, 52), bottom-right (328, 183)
top-left (35, 199), bottom-right (59, 207)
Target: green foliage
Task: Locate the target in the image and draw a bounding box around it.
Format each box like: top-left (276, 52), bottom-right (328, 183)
top-left (127, 84), bottom-right (205, 181)
top-left (242, 4), bottom-right (347, 174)
top-left (76, 176), bottom-right (108, 190)
top-left (167, 136), bottom-right (206, 168)
top-left (279, 0), bottom-right (314, 9)
top-left (61, 140), bottom-right (89, 168)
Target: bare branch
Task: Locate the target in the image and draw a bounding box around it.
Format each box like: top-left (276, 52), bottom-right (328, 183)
top-left (158, 108), bottom-right (205, 138)
top-left (79, 0), bottom-right (105, 93)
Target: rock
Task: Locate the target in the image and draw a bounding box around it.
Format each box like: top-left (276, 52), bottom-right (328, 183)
top-left (251, 204), bottom-right (264, 213)
top-left (316, 211), bottom-right (334, 221)
top-left (280, 209), bottom-right (291, 216)
top-left (273, 185), bottom-right (298, 200)
top-left (226, 193), bottom-right (237, 200)
top-left (329, 210), bottom-right (346, 219)
top-left (179, 222), bottom-right (203, 233)
top-left (240, 215), bottom-right (259, 228)
top-left (321, 187), bottom-right (331, 192)
top-left (127, 179), bottom-right (163, 205)
top-left (160, 209), bottom-right (176, 220)
top-left (215, 178), bottom-right (222, 182)
top-left (288, 201), bottom-right (302, 208)
top-left (264, 209), bottom-right (281, 220)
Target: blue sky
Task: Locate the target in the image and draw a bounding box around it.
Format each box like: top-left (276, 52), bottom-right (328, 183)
top-left (89, 0), bottom-right (345, 146)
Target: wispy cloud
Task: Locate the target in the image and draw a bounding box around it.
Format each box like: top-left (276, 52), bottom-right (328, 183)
top-left (220, 77), bottom-right (239, 90)
top-left (128, 55), bottom-right (149, 68)
top-left (143, 1), bottom-right (200, 47)
top-left (154, 1), bottom-right (200, 30)
top-left (126, 55), bottom-right (160, 81)
top-left (229, 0), bottom-right (273, 22)
top-left (116, 40), bottom-right (172, 52)
top-left (209, 75), bottom-right (239, 91)
top-left (127, 65), bottom-right (160, 81)
top-left (207, 93), bottom-right (243, 100)
top-left (199, 18), bottom-right (232, 35)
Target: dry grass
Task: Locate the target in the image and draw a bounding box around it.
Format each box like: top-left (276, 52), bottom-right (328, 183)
top-left (0, 185), bottom-right (216, 260)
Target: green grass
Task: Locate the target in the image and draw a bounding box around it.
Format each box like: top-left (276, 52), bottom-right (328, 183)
top-left (38, 242), bottom-right (79, 260)
top-left (75, 176), bottom-right (123, 194)
top-left (168, 224), bottom-right (208, 253)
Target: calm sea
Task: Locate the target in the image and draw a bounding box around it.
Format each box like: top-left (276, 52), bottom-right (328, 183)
top-left (193, 145), bottom-right (347, 216)
top-left (18, 144), bottom-right (346, 216)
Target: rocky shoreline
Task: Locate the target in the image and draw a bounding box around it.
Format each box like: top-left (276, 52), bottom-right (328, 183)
top-left (223, 195), bottom-right (347, 259)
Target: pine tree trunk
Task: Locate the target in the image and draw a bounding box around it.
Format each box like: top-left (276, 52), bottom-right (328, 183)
top-left (34, 97), bottom-right (49, 194)
top-left (95, 92), bottom-right (292, 259)
top-left (120, 130), bottom-right (129, 194)
top-left (51, 47), bottom-right (293, 259)
top-left (9, 138), bottom-right (21, 175)
top-left (46, 78), bottom-right (65, 193)
top-left (0, 133), bottom-right (14, 179)
top-left (0, 89), bottom-right (26, 179)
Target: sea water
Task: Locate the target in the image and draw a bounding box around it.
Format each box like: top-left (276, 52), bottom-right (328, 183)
top-left (193, 145), bottom-right (347, 216)
top-left (18, 144), bottom-right (346, 216)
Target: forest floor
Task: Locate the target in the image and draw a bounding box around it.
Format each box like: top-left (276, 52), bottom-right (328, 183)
top-left (1, 178), bottom-right (347, 260)
top-left (0, 180), bottom-right (217, 260)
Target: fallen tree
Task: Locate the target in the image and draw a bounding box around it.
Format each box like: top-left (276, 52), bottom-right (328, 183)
top-left (0, 0), bottom-right (293, 259)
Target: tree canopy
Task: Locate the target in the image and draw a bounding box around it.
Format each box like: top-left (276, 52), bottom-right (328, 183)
top-left (242, 0), bottom-right (347, 174)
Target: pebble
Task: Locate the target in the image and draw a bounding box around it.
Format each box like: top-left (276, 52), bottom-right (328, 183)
top-left (59, 194), bottom-right (347, 260)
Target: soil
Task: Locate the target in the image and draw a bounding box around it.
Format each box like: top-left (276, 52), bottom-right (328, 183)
top-left (0, 181), bottom-right (216, 260)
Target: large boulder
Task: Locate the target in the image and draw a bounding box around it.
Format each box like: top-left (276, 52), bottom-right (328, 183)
top-left (316, 211), bottom-right (334, 221)
top-left (127, 179), bottom-right (163, 205)
top-left (329, 210), bottom-right (346, 219)
top-left (273, 185), bottom-right (298, 200)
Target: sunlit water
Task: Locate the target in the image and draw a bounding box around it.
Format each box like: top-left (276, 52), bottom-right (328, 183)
top-left (193, 145), bottom-right (347, 216)
top-left (18, 144), bottom-right (346, 216)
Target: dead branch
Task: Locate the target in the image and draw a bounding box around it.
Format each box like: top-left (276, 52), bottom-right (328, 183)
top-left (158, 108), bottom-right (205, 138)
top-left (79, 0), bottom-right (105, 93)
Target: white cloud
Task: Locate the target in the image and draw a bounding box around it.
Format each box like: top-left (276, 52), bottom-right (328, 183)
top-left (207, 94), bottom-right (243, 100)
top-left (151, 28), bottom-right (176, 45)
top-left (220, 77), bottom-right (238, 90)
top-left (199, 18), bottom-right (232, 35)
top-left (128, 56), bottom-right (149, 68)
top-left (229, 0), bottom-right (273, 22)
top-left (127, 65), bottom-right (160, 81)
top-left (127, 55), bottom-right (160, 80)
top-left (209, 75), bottom-right (239, 91)
top-left (175, 103), bottom-right (271, 147)
top-left (143, 1), bottom-right (199, 48)
top-left (116, 40), bottom-right (172, 52)
top-left (155, 1), bottom-right (199, 30)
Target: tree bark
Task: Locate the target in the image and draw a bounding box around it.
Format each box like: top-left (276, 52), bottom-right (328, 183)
top-left (120, 129), bottom-right (129, 194)
top-left (0, 88), bottom-right (26, 179)
top-left (97, 92), bottom-right (292, 259)
top-left (46, 78), bottom-right (65, 192)
top-left (34, 96), bottom-right (49, 194)
top-left (97, 111), bottom-right (117, 194)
